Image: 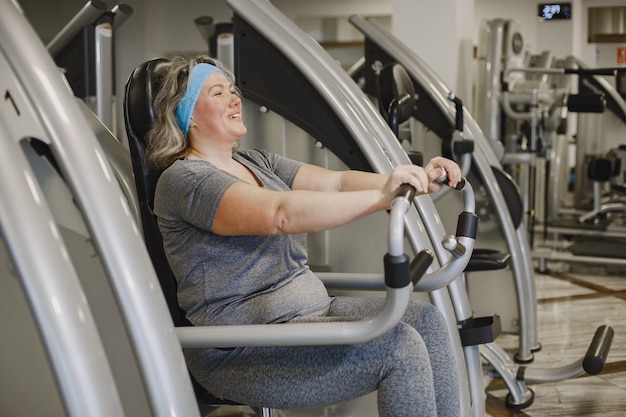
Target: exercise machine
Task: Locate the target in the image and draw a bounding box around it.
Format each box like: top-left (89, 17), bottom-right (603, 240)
top-left (348, 14), bottom-right (536, 358)
top-left (0, 1), bottom-right (167, 416)
top-left (343, 13), bottom-right (614, 412)
top-left (0, 0), bottom-right (614, 415)
top-left (48, 0), bottom-right (133, 131)
top-left (474, 19), bottom-right (626, 270)
top-left (221, 2), bottom-right (615, 414)
top-left (0, 1), bottom-right (468, 416)
top-left (223, 2), bottom-right (495, 414)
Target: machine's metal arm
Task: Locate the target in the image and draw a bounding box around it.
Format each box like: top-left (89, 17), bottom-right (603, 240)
top-left (177, 185), bottom-right (433, 348)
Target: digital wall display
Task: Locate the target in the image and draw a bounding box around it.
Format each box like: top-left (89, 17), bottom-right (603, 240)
top-left (538, 3), bottom-right (572, 20)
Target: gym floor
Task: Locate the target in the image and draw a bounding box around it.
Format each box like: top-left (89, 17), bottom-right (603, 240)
top-left (484, 263), bottom-right (626, 417)
top-left (209, 263), bottom-right (626, 417)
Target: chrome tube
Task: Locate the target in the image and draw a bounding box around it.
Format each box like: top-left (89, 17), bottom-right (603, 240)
top-left (94, 21), bottom-right (113, 128)
top-left (179, 186), bottom-right (419, 348)
top-left (177, 288), bottom-right (411, 348)
top-left (46, 0), bottom-right (108, 56)
top-left (111, 3), bottom-right (133, 29)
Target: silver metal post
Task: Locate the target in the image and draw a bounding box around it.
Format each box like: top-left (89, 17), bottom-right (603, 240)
top-left (46, 0), bottom-right (108, 56)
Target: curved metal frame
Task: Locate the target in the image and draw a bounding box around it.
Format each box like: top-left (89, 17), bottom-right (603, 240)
top-left (225, 1), bottom-right (485, 415)
top-left (348, 14), bottom-right (540, 362)
top-left (346, 13), bottom-right (614, 414)
top-left (0, 2), bottom-right (200, 416)
top-left (1, 1), bottom-right (465, 416)
top-left (0, 20), bottom-right (124, 417)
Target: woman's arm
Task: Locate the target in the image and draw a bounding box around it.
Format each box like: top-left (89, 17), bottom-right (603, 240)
top-left (291, 163), bottom-right (388, 193)
top-left (211, 157), bottom-right (460, 237)
top-left (292, 156), bottom-right (461, 194)
top-left (212, 183), bottom-right (388, 236)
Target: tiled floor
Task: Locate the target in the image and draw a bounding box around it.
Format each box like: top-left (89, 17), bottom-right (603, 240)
top-left (484, 265), bottom-right (626, 417)
top-left (207, 263), bottom-right (626, 417)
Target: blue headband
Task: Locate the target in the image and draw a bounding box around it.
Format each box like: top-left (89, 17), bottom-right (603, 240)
top-left (175, 63), bottom-right (224, 135)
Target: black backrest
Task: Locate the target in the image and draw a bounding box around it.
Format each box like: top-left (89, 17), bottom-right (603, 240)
top-left (377, 62), bottom-right (416, 133)
top-left (123, 58), bottom-right (190, 327)
top-left (587, 156), bottom-right (614, 182)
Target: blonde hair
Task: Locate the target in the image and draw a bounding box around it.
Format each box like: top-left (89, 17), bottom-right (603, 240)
top-left (145, 55), bottom-right (238, 170)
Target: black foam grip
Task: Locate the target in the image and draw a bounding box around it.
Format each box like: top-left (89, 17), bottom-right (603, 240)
top-left (583, 325), bottom-right (614, 375)
top-left (409, 250), bottom-right (434, 287)
top-left (567, 93), bottom-right (606, 113)
top-left (453, 140), bottom-right (474, 155)
top-left (456, 212), bottom-right (478, 239)
top-left (395, 183), bottom-right (416, 201)
top-left (453, 177), bottom-right (466, 191)
top-left (384, 253), bottom-right (411, 288)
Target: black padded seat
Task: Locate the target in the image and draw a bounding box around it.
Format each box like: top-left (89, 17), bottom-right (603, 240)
top-left (610, 184), bottom-right (626, 195)
top-left (464, 248), bottom-right (511, 273)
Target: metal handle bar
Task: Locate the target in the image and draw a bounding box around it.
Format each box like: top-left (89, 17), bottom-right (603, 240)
top-left (111, 4), bottom-right (134, 29)
top-left (46, 0), bottom-right (109, 56)
top-left (318, 178), bottom-right (476, 292)
top-left (388, 183), bottom-right (416, 256)
top-left (414, 177), bottom-right (477, 292)
top-left (178, 184), bottom-right (433, 348)
top-left (519, 325), bottom-right (614, 383)
top-left (505, 66), bottom-right (626, 78)
top-left (447, 93), bottom-right (464, 133)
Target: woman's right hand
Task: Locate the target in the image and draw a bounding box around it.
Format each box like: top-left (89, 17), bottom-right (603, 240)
top-left (380, 164), bottom-right (431, 205)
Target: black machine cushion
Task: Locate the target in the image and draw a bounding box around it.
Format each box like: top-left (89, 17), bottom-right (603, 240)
top-left (123, 58), bottom-right (191, 327)
top-left (124, 58), bottom-right (249, 406)
top-left (377, 62), bottom-right (416, 125)
top-left (587, 157), bottom-right (613, 182)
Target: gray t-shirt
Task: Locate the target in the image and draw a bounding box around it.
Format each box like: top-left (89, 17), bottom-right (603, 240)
top-left (153, 149), bottom-right (331, 327)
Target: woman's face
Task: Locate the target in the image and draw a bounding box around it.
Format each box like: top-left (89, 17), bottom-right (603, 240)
top-left (189, 71), bottom-right (247, 144)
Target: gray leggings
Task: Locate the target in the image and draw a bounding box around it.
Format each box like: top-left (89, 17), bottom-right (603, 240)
top-left (185, 297), bottom-right (460, 417)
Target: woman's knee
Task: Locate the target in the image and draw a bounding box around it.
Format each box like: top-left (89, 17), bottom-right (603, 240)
top-left (405, 300), bottom-right (448, 332)
top-left (385, 322), bottom-right (430, 363)
top-left (379, 324), bottom-right (435, 399)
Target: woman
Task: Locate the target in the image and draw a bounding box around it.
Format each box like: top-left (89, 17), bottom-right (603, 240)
top-left (147, 55), bottom-right (462, 417)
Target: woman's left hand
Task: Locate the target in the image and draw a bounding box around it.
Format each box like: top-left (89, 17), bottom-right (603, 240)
top-left (424, 157), bottom-right (462, 192)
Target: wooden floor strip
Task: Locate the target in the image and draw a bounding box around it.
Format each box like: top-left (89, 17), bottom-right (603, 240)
top-left (548, 271), bottom-right (617, 293)
top-left (537, 270), bottom-right (626, 303)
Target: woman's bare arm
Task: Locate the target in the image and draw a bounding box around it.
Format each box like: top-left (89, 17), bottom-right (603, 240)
top-left (212, 157), bottom-right (461, 236)
top-left (292, 157), bottom-right (461, 194)
top-left (212, 183), bottom-right (388, 236)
